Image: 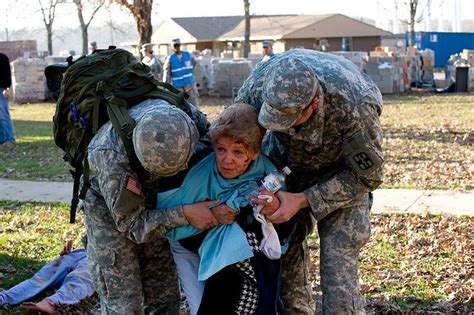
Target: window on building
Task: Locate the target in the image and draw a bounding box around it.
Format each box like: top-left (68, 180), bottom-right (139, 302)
top-left (342, 37), bottom-right (352, 51)
top-left (314, 38), bottom-right (329, 51)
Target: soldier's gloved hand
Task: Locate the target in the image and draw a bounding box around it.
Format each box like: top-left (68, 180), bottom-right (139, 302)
top-left (183, 200), bottom-right (219, 230)
top-left (251, 190), bottom-right (280, 216)
top-left (210, 203), bottom-right (236, 224)
top-left (267, 191), bottom-right (309, 224)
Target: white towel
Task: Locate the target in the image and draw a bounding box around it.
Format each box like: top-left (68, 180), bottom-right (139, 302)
top-left (252, 195), bottom-right (281, 260)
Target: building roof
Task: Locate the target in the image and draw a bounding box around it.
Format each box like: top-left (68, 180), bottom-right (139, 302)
top-left (172, 16), bottom-right (243, 41)
top-left (219, 14), bottom-right (391, 41)
top-left (283, 14), bottom-right (392, 38)
top-left (152, 14), bottom-right (392, 44)
top-left (220, 15), bottom-right (331, 40)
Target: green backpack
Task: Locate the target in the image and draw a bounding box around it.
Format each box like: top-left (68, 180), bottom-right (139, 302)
top-left (52, 47), bottom-right (192, 223)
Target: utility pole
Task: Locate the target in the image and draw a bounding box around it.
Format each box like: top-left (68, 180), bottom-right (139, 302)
top-left (243, 0), bottom-right (250, 58)
top-left (453, 0), bottom-right (461, 32)
top-left (425, 0), bottom-right (432, 31)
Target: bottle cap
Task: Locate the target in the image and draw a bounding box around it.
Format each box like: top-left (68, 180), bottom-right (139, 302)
top-left (282, 166), bottom-right (291, 175)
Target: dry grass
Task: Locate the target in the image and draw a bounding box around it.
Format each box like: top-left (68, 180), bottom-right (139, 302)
top-left (1, 201), bottom-right (472, 313)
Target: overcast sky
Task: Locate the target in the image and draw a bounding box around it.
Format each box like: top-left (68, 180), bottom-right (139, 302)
top-left (1, 0), bottom-right (473, 32)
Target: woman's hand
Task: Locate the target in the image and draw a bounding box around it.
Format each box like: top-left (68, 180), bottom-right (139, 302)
top-left (3, 88), bottom-right (10, 100)
top-left (251, 189), bottom-right (280, 216)
top-left (210, 203), bottom-right (237, 224)
top-left (183, 200), bottom-right (219, 229)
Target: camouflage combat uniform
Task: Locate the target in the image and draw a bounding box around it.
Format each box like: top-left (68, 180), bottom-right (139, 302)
top-left (236, 49), bottom-right (384, 314)
top-left (142, 54), bottom-right (163, 81)
top-left (84, 99), bottom-right (209, 314)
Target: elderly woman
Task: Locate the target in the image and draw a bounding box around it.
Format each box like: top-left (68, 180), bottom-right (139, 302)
top-left (157, 103), bottom-right (292, 314)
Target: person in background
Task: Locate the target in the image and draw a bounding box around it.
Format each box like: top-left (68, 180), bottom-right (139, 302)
top-left (0, 241), bottom-right (94, 315)
top-left (261, 40), bottom-right (276, 63)
top-left (141, 43), bottom-right (163, 81)
top-left (88, 41), bottom-right (97, 54)
top-left (0, 52), bottom-right (15, 146)
top-left (237, 48), bottom-right (384, 314)
top-left (163, 38), bottom-right (200, 107)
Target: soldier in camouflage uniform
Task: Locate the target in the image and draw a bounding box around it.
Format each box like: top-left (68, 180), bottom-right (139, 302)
top-left (236, 49), bottom-right (384, 314)
top-left (84, 99), bottom-right (218, 314)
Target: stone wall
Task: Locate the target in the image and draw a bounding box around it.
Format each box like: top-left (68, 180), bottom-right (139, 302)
top-left (11, 58), bottom-right (48, 104)
top-left (194, 52), bottom-right (253, 97)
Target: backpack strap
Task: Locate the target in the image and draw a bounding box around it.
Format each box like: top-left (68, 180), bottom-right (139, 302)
top-left (145, 81), bottom-right (193, 117)
top-left (70, 130), bottom-right (88, 223)
top-left (70, 168), bottom-right (81, 223)
top-left (103, 91), bottom-right (150, 181)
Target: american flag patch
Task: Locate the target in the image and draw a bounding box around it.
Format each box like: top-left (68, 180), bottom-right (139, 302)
top-left (125, 176), bottom-right (142, 196)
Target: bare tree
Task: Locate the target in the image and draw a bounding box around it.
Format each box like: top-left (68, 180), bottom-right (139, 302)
top-left (394, 0), bottom-right (440, 47)
top-left (73, 0), bottom-right (105, 54)
top-left (106, 9), bottom-right (127, 45)
top-left (109, 0), bottom-right (153, 53)
top-left (38, 0), bottom-right (61, 55)
top-left (407, 0), bottom-right (423, 47)
top-left (243, 0), bottom-right (250, 58)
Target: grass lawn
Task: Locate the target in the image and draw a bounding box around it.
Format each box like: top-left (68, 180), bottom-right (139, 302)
top-left (1, 93), bottom-right (473, 190)
top-left (0, 201), bottom-right (472, 313)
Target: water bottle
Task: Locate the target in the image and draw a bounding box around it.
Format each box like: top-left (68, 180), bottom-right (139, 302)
top-left (260, 166), bottom-right (292, 193)
top-left (243, 166), bottom-right (292, 202)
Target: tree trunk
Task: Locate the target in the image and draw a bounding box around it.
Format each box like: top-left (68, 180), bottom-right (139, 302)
top-left (409, 0), bottom-right (418, 47)
top-left (75, 1), bottom-right (88, 55)
top-left (47, 25), bottom-right (53, 56)
top-left (243, 0), bottom-right (250, 58)
top-left (75, 0), bottom-right (103, 55)
top-left (133, 0), bottom-right (153, 52)
top-left (81, 27), bottom-right (88, 55)
top-left (112, 0), bottom-right (153, 58)
top-left (38, 0), bottom-right (60, 56)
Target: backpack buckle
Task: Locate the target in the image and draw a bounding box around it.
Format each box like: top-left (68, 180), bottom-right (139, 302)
top-left (96, 80), bottom-right (106, 93)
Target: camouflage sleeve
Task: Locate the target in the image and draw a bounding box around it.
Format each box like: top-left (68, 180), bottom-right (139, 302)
top-left (162, 55), bottom-right (171, 83)
top-left (153, 56), bottom-right (163, 80)
top-left (89, 148), bottom-right (189, 243)
top-left (303, 102), bottom-right (384, 221)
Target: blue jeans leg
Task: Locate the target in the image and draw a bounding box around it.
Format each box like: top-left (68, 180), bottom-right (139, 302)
top-left (169, 240), bottom-right (204, 315)
top-left (0, 89), bottom-right (15, 144)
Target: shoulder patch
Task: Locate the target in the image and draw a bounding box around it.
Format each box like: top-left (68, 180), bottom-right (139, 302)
top-left (125, 176), bottom-right (142, 196)
top-left (343, 131), bottom-right (383, 176)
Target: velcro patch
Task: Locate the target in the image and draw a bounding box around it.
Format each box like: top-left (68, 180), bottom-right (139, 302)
top-left (352, 152), bottom-right (374, 170)
top-left (125, 176), bottom-right (142, 196)
top-left (343, 131), bottom-right (383, 176)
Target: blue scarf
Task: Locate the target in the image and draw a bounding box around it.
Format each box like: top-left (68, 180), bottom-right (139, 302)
top-left (157, 153), bottom-right (277, 280)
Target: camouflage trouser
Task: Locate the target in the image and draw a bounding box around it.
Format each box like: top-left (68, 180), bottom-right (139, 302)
top-left (84, 189), bottom-right (180, 315)
top-left (281, 209), bottom-right (316, 315)
top-left (281, 204), bottom-right (371, 315)
top-left (179, 84), bottom-right (200, 107)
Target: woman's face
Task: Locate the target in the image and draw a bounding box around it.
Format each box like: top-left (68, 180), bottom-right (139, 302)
top-left (214, 136), bottom-right (258, 179)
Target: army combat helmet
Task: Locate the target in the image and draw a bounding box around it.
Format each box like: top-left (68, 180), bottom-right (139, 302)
top-left (132, 104), bottom-right (199, 177)
top-left (259, 57), bottom-right (321, 131)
